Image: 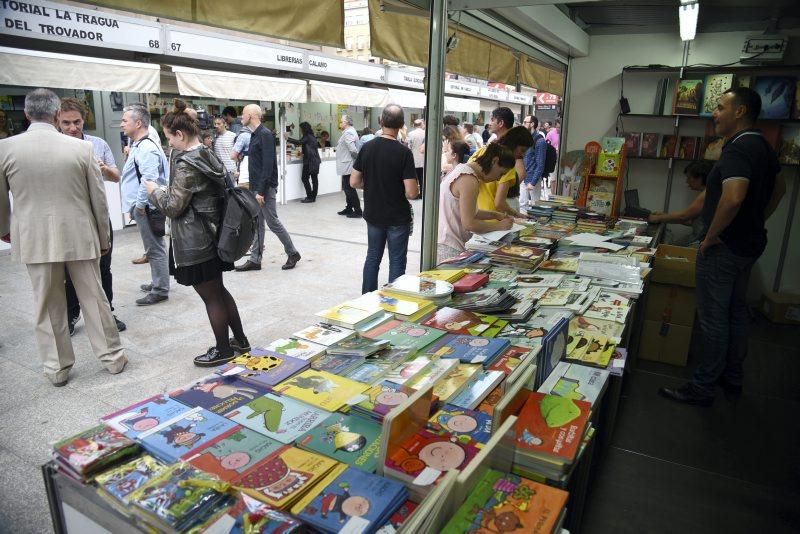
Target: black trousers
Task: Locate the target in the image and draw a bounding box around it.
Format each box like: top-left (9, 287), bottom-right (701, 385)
top-left (415, 167), bottom-right (424, 197)
top-left (342, 174), bottom-right (361, 212)
top-left (66, 226), bottom-right (113, 320)
top-left (301, 164), bottom-right (319, 200)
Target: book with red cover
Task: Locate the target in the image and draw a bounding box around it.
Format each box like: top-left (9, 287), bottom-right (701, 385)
top-left (419, 307), bottom-right (495, 336)
top-left (486, 345), bottom-right (533, 376)
top-left (514, 392), bottom-right (591, 463)
top-left (453, 273), bottom-right (489, 293)
top-left (385, 429), bottom-right (480, 483)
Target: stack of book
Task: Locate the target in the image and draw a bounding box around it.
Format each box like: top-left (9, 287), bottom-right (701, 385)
top-left (419, 268), bottom-right (467, 283)
top-left (538, 361), bottom-right (610, 407)
top-left (492, 288), bottom-right (540, 322)
top-left (362, 319), bottom-right (447, 352)
top-left (383, 274), bottom-right (454, 306)
top-left (447, 369), bottom-right (506, 409)
top-left (52, 425), bottom-right (140, 482)
top-left (437, 250), bottom-right (485, 267)
top-left (310, 353), bottom-right (365, 375)
top-left (326, 336), bottom-right (391, 357)
top-left (488, 244), bottom-right (548, 270)
top-left (94, 454), bottom-right (166, 515)
top-left (260, 338), bottom-right (327, 363)
top-left (465, 234), bottom-right (506, 254)
top-left (316, 300), bottom-right (386, 331)
top-left (564, 332), bottom-right (617, 368)
top-left (450, 287), bottom-right (517, 315)
top-left (351, 290), bottom-right (437, 323)
top-left (419, 306), bottom-right (506, 337)
top-left (422, 334), bottom-right (511, 366)
top-left (352, 380), bottom-right (417, 422)
top-left (292, 322), bottom-right (356, 347)
top-left (575, 211), bottom-right (609, 233)
top-left (552, 206), bottom-right (580, 225)
top-left (296, 412), bottom-right (383, 473)
top-left (526, 203), bottom-right (554, 221)
top-left (615, 217), bottom-right (649, 234)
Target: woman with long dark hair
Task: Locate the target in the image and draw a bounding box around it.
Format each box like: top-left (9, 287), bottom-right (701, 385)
top-left (286, 121), bottom-right (322, 203)
top-left (144, 100), bottom-right (250, 367)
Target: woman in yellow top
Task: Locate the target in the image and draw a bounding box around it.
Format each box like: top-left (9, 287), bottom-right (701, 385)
top-left (469, 126), bottom-right (533, 218)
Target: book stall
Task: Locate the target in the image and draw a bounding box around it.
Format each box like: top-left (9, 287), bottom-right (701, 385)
top-left (42, 209), bottom-right (665, 534)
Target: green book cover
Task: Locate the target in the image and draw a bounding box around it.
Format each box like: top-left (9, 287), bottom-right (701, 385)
top-left (362, 319), bottom-right (447, 352)
top-left (296, 412), bottom-right (382, 473)
top-left (442, 470), bottom-right (500, 533)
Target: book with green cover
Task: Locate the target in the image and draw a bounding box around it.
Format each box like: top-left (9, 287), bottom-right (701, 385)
top-left (296, 412), bottom-right (383, 472)
top-left (362, 319), bottom-right (447, 352)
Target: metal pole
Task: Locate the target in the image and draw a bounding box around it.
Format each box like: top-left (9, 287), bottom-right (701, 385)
top-left (773, 169), bottom-right (798, 291)
top-left (420, 0), bottom-right (448, 271)
top-left (278, 102), bottom-right (287, 205)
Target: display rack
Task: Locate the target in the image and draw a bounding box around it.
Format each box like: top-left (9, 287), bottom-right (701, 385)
top-left (576, 141), bottom-right (628, 217)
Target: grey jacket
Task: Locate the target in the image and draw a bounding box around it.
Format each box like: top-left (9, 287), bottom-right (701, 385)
top-left (149, 146), bottom-right (226, 267)
top-left (335, 126), bottom-right (360, 176)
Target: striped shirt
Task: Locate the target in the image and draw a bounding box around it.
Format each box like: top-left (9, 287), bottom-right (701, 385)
top-left (214, 130), bottom-right (237, 175)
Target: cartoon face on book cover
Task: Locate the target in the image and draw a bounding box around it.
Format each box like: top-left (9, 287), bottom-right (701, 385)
top-left (102, 396), bottom-right (191, 439)
top-left (169, 374), bottom-right (269, 415)
top-left (359, 381), bottom-right (414, 416)
top-left (428, 404), bottom-right (492, 444)
top-left (387, 430), bottom-right (479, 480)
top-left (226, 393), bottom-right (328, 444)
top-left (186, 428), bottom-right (282, 482)
top-left (137, 407), bottom-right (237, 461)
top-left (298, 414), bottom-right (382, 472)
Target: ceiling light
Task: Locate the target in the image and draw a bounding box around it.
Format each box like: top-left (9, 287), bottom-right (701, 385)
top-left (679, 1), bottom-right (699, 41)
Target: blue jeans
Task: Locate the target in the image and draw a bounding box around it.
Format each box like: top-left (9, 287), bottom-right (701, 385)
top-left (691, 242), bottom-right (757, 395)
top-left (362, 223), bottom-right (411, 293)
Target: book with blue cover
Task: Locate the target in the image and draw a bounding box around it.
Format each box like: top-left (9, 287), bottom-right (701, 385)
top-left (94, 455), bottom-right (166, 509)
top-left (102, 395), bottom-right (191, 441)
top-left (296, 412), bottom-right (383, 473)
top-left (136, 406), bottom-right (239, 463)
top-left (427, 404), bottom-right (493, 444)
top-left (344, 361), bottom-right (392, 385)
top-left (423, 334), bottom-right (510, 365)
top-left (226, 393), bottom-right (330, 444)
top-left (168, 373), bottom-right (271, 415)
top-left (447, 369), bottom-right (506, 410)
top-left (311, 353), bottom-right (365, 375)
top-left (537, 317), bottom-right (570, 388)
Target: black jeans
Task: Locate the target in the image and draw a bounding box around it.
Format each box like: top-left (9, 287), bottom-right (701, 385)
top-left (342, 174), bottom-right (361, 213)
top-left (415, 167), bottom-right (424, 197)
top-left (66, 226), bottom-right (113, 320)
top-left (301, 164), bottom-right (318, 200)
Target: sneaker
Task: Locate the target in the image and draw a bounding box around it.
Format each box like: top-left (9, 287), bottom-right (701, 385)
top-left (229, 336), bottom-right (251, 353)
top-left (194, 347), bottom-right (236, 367)
top-left (114, 315), bottom-right (127, 332)
top-left (282, 252), bottom-right (301, 270)
top-left (136, 294), bottom-right (168, 306)
top-left (338, 208), bottom-right (353, 216)
top-left (68, 312), bottom-right (80, 337)
top-left (346, 211), bottom-right (363, 219)
top-left (235, 261), bottom-right (262, 272)
top-left (140, 283), bottom-right (153, 293)
top-left (658, 383), bottom-right (714, 406)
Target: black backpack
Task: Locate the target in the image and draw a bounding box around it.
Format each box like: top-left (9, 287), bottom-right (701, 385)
top-left (216, 173), bottom-right (261, 263)
top-left (543, 139), bottom-right (558, 175)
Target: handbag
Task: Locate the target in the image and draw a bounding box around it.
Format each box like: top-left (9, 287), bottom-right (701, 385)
top-left (132, 137), bottom-right (167, 237)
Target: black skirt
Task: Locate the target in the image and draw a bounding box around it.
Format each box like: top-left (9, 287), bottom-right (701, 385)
top-left (169, 246), bottom-right (233, 286)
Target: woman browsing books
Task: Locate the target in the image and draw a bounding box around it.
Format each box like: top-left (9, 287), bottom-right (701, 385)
top-left (437, 143), bottom-right (516, 263)
top-left (144, 100), bottom-right (250, 367)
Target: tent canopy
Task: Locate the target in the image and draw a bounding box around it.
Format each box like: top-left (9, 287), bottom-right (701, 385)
top-left (309, 81), bottom-right (388, 108)
top-left (171, 66), bottom-right (306, 103)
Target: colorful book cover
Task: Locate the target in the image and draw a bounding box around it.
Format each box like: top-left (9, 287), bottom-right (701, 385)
top-left (185, 427), bottom-right (283, 483)
top-left (539, 288), bottom-right (573, 306)
top-left (102, 395), bottom-right (191, 441)
top-left (497, 323), bottom-right (550, 347)
top-left (362, 319), bottom-right (447, 352)
top-left (293, 323), bottom-right (356, 346)
top-left (754, 76), bottom-right (794, 119)
top-left (448, 370), bottom-right (506, 410)
top-left (274, 370), bottom-right (370, 412)
top-left (316, 302), bottom-right (382, 328)
top-left (420, 307), bottom-right (497, 336)
top-left (352, 291), bottom-right (436, 319)
top-left (442, 469), bottom-right (568, 534)
top-left (297, 412), bottom-right (383, 472)
top-left (136, 407), bottom-right (239, 463)
top-left (376, 500), bottom-right (418, 533)
top-left (538, 362), bottom-right (610, 407)
top-left (344, 361), bottom-right (392, 385)
top-left (428, 404), bottom-right (493, 444)
top-left (219, 350), bottom-right (310, 388)
top-left (516, 273), bottom-right (564, 288)
top-left (383, 356), bottom-right (434, 385)
top-left (583, 303), bottom-right (629, 324)
top-left (701, 73), bottom-right (734, 116)
top-left (386, 429), bottom-right (480, 484)
top-left (326, 336), bottom-right (391, 356)
top-left (310, 353), bottom-right (364, 375)
top-left (538, 318), bottom-right (569, 387)
top-left (53, 425), bottom-right (139, 479)
top-left (779, 125), bottom-right (800, 165)
top-left (292, 466), bottom-right (409, 534)
top-left (580, 335), bottom-right (616, 368)
top-left (539, 257), bottom-right (579, 273)
top-left (95, 454), bottom-right (166, 504)
top-left (640, 132), bottom-right (660, 158)
top-left (673, 79), bottom-right (703, 115)
top-left (423, 334), bottom-right (510, 366)
top-left (262, 338), bottom-right (327, 361)
top-left (354, 381), bottom-right (416, 420)
top-left (383, 274), bottom-right (454, 299)
top-left (235, 446), bottom-right (339, 509)
top-left (424, 362), bottom-right (480, 401)
top-left (226, 393), bottom-right (329, 444)
top-left (678, 136), bottom-right (699, 159)
top-left (477, 384), bottom-right (505, 417)
top-left (169, 373), bottom-right (271, 416)
top-left (659, 134), bottom-right (678, 158)
top-left (487, 345), bottom-right (532, 376)
top-left (514, 392), bottom-right (591, 462)
top-left (623, 132), bottom-right (642, 157)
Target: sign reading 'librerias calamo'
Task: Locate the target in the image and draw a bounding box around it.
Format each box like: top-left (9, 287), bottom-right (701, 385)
top-left (1, 0), bottom-right (162, 53)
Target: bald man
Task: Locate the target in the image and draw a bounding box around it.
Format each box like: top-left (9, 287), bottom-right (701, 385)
top-left (235, 104), bottom-right (301, 271)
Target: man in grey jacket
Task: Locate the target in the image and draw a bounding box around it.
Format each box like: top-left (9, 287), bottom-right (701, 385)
top-left (335, 115), bottom-right (362, 218)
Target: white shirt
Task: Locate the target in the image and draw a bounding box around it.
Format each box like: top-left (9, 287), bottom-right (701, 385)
top-left (407, 128), bottom-right (426, 168)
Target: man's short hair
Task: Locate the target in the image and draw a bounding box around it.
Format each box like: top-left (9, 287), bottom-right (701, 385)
top-left (222, 106), bottom-right (237, 118)
top-left (724, 86), bottom-right (761, 123)
top-left (442, 115), bottom-right (460, 126)
top-left (496, 125), bottom-right (533, 150)
top-left (491, 107), bottom-right (515, 130)
top-left (123, 103), bottom-right (151, 128)
top-left (341, 114), bottom-right (354, 126)
top-left (60, 97), bottom-right (87, 119)
top-left (201, 131), bottom-right (213, 141)
top-left (25, 88), bottom-right (60, 121)
top-left (381, 104), bottom-right (404, 129)
top-left (530, 115), bottom-right (540, 129)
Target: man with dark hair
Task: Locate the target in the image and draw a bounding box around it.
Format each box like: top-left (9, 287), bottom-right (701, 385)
top-left (442, 115), bottom-right (460, 127)
top-left (350, 104), bottom-right (418, 293)
top-left (660, 87), bottom-right (786, 406)
top-left (58, 97), bottom-right (126, 334)
top-left (222, 106), bottom-right (243, 134)
top-left (521, 115), bottom-right (547, 206)
top-left (482, 123), bottom-right (491, 144)
top-left (487, 107), bottom-right (515, 144)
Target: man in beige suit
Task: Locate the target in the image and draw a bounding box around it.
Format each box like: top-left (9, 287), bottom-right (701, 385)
top-left (0, 89), bottom-right (128, 386)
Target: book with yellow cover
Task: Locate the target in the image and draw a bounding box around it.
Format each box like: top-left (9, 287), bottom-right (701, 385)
top-left (316, 302), bottom-right (384, 329)
top-left (419, 269), bottom-right (467, 283)
top-left (350, 291), bottom-right (436, 322)
top-left (420, 362), bottom-right (481, 402)
top-left (274, 370), bottom-right (369, 412)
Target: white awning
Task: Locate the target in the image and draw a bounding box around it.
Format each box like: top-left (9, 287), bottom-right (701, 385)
top-left (309, 81), bottom-right (388, 107)
top-left (444, 96), bottom-right (480, 114)
top-left (171, 66), bottom-right (307, 103)
top-left (0, 46), bottom-right (159, 93)
top-left (386, 88), bottom-right (426, 109)
top-left (479, 100), bottom-right (522, 117)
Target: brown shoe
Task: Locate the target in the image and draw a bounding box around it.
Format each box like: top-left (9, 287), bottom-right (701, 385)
top-left (132, 254), bottom-right (148, 264)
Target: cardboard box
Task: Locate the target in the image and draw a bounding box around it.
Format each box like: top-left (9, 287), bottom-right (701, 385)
top-left (639, 282), bottom-right (696, 366)
top-left (644, 283), bottom-right (696, 326)
top-left (761, 292), bottom-right (800, 325)
top-left (652, 244), bottom-right (697, 287)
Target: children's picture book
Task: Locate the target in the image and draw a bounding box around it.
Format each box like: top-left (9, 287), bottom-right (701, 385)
top-left (386, 429), bottom-right (480, 487)
top-left (297, 412), bottom-right (383, 473)
top-left (659, 134), bottom-right (678, 158)
top-left (515, 272), bottom-right (564, 288)
top-left (185, 427), bottom-right (283, 482)
top-left (136, 407), bottom-right (239, 463)
top-left (754, 76), bottom-right (795, 119)
top-left (344, 361), bottom-right (393, 385)
top-left (427, 404), bottom-right (493, 444)
top-left (226, 393), bottom-right (329, 444)
top-left (779, 125), bottom-right (800, 165)
top-left (102, 395), bottom-right (190, 441)
top-left (292, 465), bottom-right (409, 534)
top-left (169, 373), bottom-right (270, 416)
top-left (204, 493), bottom-right (303, 533)
top-left (293, 322), bottom-right (356, 346)
top-left (326, 336), bottom-right (391, 357)
top-left (261, 338), bottom-right (327, 361)
top-left (423, 334), bottom-right (511, 365)
top-left (362, 319), bottom-right (447, 352)
top-left (486, 345), bottom-right (533, 376)
top-left (673, 79), bottom-right (703, 115)
top-left (408, 359), bottom-right (465, 399)
top-left (383, 274), bottom-right (454, 299)
top-left (274, 369), bottom-right (370, 412)
top-left (623, 132), bottom-right (642, 157)
top-left (701, 73), bottom-right (734, 116)
top-left (538, 288), bottom-right (573, 306)
top-left (538, 362), bottom-right (610, 407)
top-left (678, 136), bottom-right (699, 159)
top-left (94, 455), bottom-right (166, 506)
top-left (52, 425), bottom-right (139, 481)
top-left (539, 257), bottom-right (579, 273)
top-left (218, 350), bottom-right (310, 388)
top-left (376, 500), bottom-right (418, 533)
top-left (448, 370), bottom-right (506, 410)
top-left (578, 335), bottom-right (617, 368)
top-left (640, 133), bottom-right (660, 158)
top-left (419, 306), bottom-right (497, 336)
top-left (316, 301), bottom-right (384, 329)
top-left (310, 353), bottom-right (364, 375)
top-left (353, 381), bottom-right (417, 422)
top-left (583, 302), bottom-right (630, 324)
top-left (538, 317), bottom-right (569, 387)
top-left (383, 356), bottom-right (434, 385)
top-left (236, 446), bottom-right (339, 510)
top-left (514, 392), bottom-right (592, 462)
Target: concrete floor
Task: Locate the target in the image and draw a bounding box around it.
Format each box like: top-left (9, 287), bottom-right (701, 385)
top-left (0, 192), bottom-right (423, 533)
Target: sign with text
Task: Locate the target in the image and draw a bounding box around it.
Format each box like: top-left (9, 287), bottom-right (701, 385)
top-left (386, 67), bottom-right (424, 90)
top-left (536, 92), bottom-right (560, 105)
top-left (479, 85), bottom-right (510, 101)
top-left (508, 91), bottom-right (533, 105)
top-left (444, 80), bottom-right (480, 97)
top-left (308, 54), bottom-right (385, 82)
top-left (1, 0), bottom-right (162, 53)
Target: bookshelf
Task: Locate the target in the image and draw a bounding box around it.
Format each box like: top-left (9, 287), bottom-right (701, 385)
top-left (576, 141), bottom-right (628, 218)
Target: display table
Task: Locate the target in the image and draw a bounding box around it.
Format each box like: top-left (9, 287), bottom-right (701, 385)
top-left (280, 157), bottom-right (341, 202)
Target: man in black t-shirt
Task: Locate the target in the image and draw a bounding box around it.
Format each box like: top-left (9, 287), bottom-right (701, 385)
top-left (350, 104), bottom-right (419, 293)
top-left (660, 87), bottom-right (786, 406)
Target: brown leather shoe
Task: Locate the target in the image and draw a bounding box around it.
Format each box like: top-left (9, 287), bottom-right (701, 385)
top-left (132, 254), bottom-right (148, 264)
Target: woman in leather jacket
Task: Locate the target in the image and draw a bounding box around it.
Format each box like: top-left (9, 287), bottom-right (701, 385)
top-left (285, 121), bottom-right (321, 203)
top-left (145, 100), bottom-right (250, 367)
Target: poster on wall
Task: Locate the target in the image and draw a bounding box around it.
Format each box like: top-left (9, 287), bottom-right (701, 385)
top-left (74, 90), bottom-right (96, 130)
top-left (109, 92), bottom-right (124, 112)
